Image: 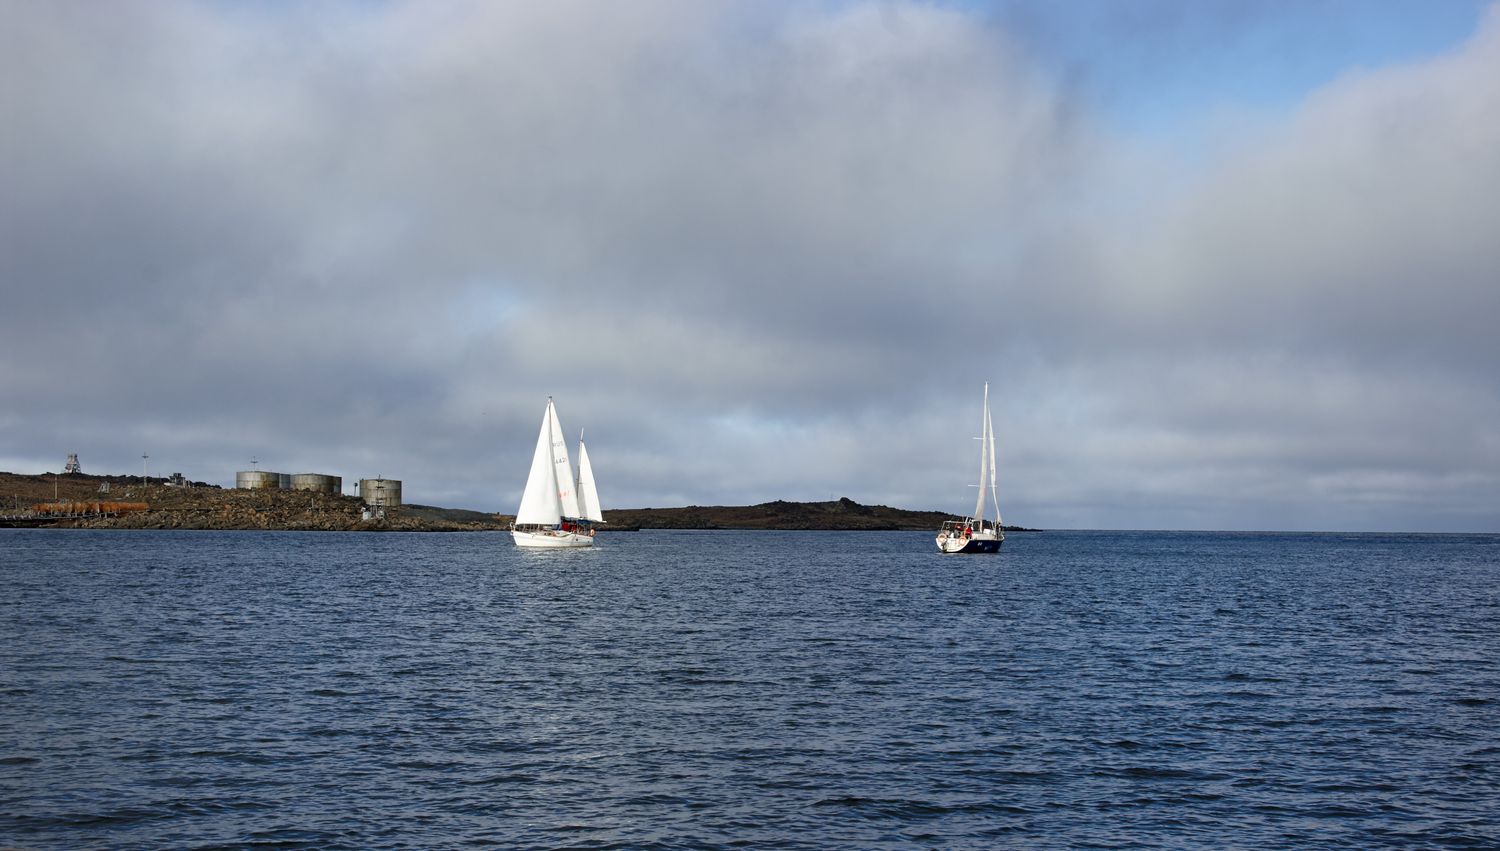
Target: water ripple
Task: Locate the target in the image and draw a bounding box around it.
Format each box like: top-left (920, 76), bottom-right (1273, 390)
top-left (2, 529), bottom-right (1498, 848)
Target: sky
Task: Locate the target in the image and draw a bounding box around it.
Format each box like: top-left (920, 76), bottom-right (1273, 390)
top-left (2, 0), bottom-right (1498, 532)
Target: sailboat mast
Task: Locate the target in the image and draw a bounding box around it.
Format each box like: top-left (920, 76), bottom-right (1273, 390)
top-left (973, 382), bottom-right (989, 524)
top-left (987, 397), bottom-right (1001, 529)
top-left (576, 428), bottom-right (590, 519)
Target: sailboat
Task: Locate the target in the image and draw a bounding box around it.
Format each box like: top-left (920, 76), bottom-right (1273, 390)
top-left (936, 382), bottom-right (1004, 554)
top-left (511, 397), bottom-right (605, 548)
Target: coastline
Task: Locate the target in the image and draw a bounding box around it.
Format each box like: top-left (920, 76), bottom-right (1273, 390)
top-left (1, 472), bottom-right (1036, 533)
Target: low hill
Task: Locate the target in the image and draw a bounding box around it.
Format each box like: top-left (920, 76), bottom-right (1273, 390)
top-left (599, 497), bottom-right (1035, 532)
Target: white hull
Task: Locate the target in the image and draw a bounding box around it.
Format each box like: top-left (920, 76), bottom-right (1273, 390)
top-left (936, 529), bottom-right (1002, 554)
top-left (511, 529), bottom-right (595, 548)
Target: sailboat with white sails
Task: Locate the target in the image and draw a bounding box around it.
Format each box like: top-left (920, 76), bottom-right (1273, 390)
top-left (936, 382), bottom-right (1004, 554)
top-left (511, 397), bottom-right (604, 548)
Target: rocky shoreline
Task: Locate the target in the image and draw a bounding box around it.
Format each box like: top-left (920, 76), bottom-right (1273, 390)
top-left (0, 472), bottom-right (506, 532)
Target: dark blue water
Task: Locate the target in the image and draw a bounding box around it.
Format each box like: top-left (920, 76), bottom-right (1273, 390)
top-left (2, 529), bottom-right (1498, 849)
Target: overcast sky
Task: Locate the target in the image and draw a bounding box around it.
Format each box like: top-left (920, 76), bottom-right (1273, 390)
top-left (3, 1), bottom-right (1498, 532)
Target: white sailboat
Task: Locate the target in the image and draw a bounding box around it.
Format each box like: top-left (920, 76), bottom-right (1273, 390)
top-left (936, 382), bottom-right (1004, 554)
top-left (511, 398), bottom-right (604, 548)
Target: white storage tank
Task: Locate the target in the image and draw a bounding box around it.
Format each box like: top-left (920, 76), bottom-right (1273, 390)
top-left (360, 478), bottom-right (402, 507)
top-left (236, 470), bottom-right (283, 490)
top-left (290, 473), bottom-right (342, 494)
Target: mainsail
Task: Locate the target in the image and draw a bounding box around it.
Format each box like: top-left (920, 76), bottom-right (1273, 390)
top-left (515, 398), bottom-right (583, 524)
top-left (576, 433), bottom-right (603, 523)
top-left (516, 399), bottom-right (563, 525)
top-left (548, 401), bottom-right (581, 519)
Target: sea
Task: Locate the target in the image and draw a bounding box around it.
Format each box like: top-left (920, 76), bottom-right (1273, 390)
top-left (2, 529), bottom-right (1498, 849)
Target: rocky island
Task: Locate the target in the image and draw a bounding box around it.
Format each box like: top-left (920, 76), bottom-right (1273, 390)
top-left (605, 497), bottom-right (1037, 532)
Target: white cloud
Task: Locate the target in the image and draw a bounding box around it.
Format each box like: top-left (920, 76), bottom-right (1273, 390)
top-left (1, 1), bottom-right (1497, 530)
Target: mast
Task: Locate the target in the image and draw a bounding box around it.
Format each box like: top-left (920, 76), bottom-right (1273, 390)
top-left (973, 382), bottom-right (989, 524)
top-left (986, 396), bottom-right (1001, 529)
top-left (576, 428), bottom-right (586, 520)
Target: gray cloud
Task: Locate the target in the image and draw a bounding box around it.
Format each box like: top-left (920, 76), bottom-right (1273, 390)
top-left (2, 1), bottom-right (1497, 530)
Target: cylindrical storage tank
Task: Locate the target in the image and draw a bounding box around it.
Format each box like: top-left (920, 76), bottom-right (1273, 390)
top-left (237, 470), bottom-right (282, 490)
top-left (290, 473), bottom-right (342, 494)
top-left (360, 478), bottom-right (402, 507)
